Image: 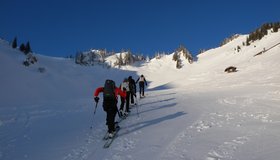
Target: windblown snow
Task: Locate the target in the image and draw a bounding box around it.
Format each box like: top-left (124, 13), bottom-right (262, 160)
top-left (1, 30), bottom-right (280, 160)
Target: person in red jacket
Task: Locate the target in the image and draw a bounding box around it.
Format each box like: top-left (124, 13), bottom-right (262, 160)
top-left (94, 80), bottom-right (126, 138)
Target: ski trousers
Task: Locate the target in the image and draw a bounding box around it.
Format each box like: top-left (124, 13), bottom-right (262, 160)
top-left (120, 91), bottom-right (130, 112)
top-left (103, 100), bottom-right (117, 133)
top-left (139, 82), bottom-right (145, 96)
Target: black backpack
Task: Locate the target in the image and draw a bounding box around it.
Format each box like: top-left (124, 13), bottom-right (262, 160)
top-left (129, 79), bottom-right (136, 93)
top-left (103, 79), bottom-right (116, 102)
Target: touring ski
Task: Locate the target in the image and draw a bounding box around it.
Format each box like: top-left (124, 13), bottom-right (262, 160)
top-left (103, 127), bottom-right (120, 148)
top-left (102, 111), bottom-right (128, 147)
top-left (103, 132), bottom-right (110, 140)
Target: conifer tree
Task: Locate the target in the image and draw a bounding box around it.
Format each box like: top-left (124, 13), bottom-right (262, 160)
top-left (237, 45), bottom-right (241, 52)
top-left (12, 37), bottom-right (17, 48)
top-left (246, 37), bottom-right (250, 46)
top-left (119, 53), bottom-right (124, 65)
top-left (25, 41), bottom-right (32, 54)
top-left (19, 43), bottom-right (26, 53)
top-left (273, 23), bottom-right (279, 32)
top-left (100, 49), bottom-right (106, 63)
top-left (176, 59), bottom-right (182, 69)
top-left (126, 50), bottom-right (134, 64)
top-left (173, 52), bottom-right (179, 61)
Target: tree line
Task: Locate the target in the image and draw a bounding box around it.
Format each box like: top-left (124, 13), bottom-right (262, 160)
top-left (246, 22), bottom-right (280, 45)
top-left (11, 37), bottom-right (32, 55)
top-left (11, 37), bottom-right (37, 66)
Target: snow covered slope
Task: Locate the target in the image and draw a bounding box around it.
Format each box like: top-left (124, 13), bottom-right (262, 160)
top-left (143, 31), bottom-right (280, 92)
top-left (0, 30), bottom-right (280, 160)
top-left (0, 39), bottom-right (138, 160)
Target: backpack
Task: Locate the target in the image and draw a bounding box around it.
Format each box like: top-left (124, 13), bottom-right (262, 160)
top-left (128, 80), bottom-right (135, 93)
top-left (140, 76), bottom-right (145, 82)
top-left (122, 81), bottom-right (129, 92)
top-left (103, 79), bottom-right (116, 102)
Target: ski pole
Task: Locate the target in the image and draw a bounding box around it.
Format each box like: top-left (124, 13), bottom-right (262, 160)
top-left (135, 94), bottom-right (139, 117)
top-left (90, 101), bottom-right (98, 129)
top-left (116, 107), bottom-right (121, 118)
top-left (94, 101), bottom-right (98, 115)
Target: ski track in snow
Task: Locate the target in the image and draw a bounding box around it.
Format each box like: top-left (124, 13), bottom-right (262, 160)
top-left (105, 91), bottom-right (178, 160)
top-left (63, 124), bottom-right (104, 160)
top-left (0, 100), bottom-right (90, 160)
top-left (63, 90), bottom-right (180, 160)
top-left (62, 88), bottom-right (280, 160)
top-left (62, 103), bottom-right (141, 160)
top-left (160, 89), bottom-right (280, 160)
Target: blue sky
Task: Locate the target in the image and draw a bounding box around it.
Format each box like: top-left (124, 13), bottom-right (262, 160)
top-left (1, 0), bottom-right (279, 57)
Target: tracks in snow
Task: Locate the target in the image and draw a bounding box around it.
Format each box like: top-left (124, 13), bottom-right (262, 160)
top-left (160, 89), bottom-right (280, 160)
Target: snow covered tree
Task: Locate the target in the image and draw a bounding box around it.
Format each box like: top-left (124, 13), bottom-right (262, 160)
top-left (75, 52), bottom-right (84, 64)
top-left (198, 49), bottom-right (207, 54)
top-left (155, 52), bottom-right (166, 59)
top-left (146, 55), bottom-right (150, 62)
top-left (89, 51), bottom-right (96, 65)
top-left (220, 34), bottom-right (240, 46)
top-left (128, 50), bottom-right (134, 64)
top-left (99, 49), bottom-right (106, 63)
top-left (120, 53), bottom-right (124, 65)
top-left (123, 50), bottom-right (134, 65)
top-left (114, 54), bottom-right (123, 68)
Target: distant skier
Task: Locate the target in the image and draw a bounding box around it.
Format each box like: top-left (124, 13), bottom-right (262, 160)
top-left (119, 78), bottom-right (130, 116)
top-left (136, 75), bottom-right (147, 98)
top-left (94, 79), bottom-right (126, 138)
top-left (128, 76), bottom-right (136, 104)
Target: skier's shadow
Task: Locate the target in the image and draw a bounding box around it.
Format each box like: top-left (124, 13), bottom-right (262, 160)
top-left (139, 98), bottom-right (176, 106)
top-left (144, 92), bottom-right (176, 99)
top-left (131, 102), bottom-right (177, 115)
top-left (118, 111), bottom-right (187, 137)
top-left (147, 83), bottom-right (174, 91)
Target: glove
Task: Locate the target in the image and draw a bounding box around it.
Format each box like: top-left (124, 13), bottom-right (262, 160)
top-left (94, 97), bottom-right (99, 103)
